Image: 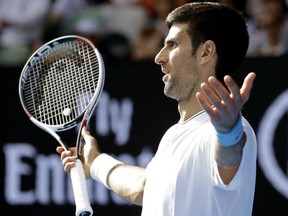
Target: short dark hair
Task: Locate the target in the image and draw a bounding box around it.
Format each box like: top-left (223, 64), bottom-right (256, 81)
top-left (166, 2), bottom-right (249, 80)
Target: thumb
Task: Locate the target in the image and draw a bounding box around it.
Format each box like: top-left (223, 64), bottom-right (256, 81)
top-left (240, 72), bottom-right (256, 104)
top-left (81, 126), bottom-right (92, 140)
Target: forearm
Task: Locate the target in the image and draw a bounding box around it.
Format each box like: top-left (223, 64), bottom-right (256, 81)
top-left (90, 154), bottom-right (145, 205)
top-left (108, 164), bottom-right (145, 205)
top-left (214, 133), bottom-right (246, 184)
top-left (214, 133), bottom-right (246, 169)
top-left (214, 115), bottom-right (246, 184)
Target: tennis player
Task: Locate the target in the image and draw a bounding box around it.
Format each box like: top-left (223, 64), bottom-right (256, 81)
top-left (57, 2), bottom-right (257, 216)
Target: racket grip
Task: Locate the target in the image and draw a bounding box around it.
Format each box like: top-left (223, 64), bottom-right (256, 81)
top-left (70, 159), bottom-right (93, 216)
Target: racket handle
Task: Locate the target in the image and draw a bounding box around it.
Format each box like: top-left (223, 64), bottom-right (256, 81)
top-left (70, 159), bottom-right (93, 216)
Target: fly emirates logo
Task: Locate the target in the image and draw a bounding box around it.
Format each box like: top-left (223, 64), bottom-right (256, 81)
top-left (3, 91), bottom-right (153, 206)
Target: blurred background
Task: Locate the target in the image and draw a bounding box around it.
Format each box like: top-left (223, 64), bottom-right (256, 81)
top-left (1, 0), bottom-right (287, 215)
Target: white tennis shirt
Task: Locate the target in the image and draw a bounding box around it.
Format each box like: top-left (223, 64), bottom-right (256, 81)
top-left (141, 111), bottom-right (257, 216)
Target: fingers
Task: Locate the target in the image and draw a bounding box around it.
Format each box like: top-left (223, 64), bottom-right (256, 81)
top-left (56, 146), bottom-right (77, 173)
top-left (196, 76), bottom-right (234, 119)
top-left (223, 75), bottom-right (241, 104)
top-left (57, 127), bottom-right (100, 175)
top-left (196, 84), bottom-right (218, 117)
top-left (56, 146), bottom-right (65, 154)
top-left (240, 72), bottom-right (256, 104)
top-left (61, 150), bottom-right (77, 173)
top-left (196, 72), bottom-right (256, 131)
top-left (197, 73), bottom-right (256, 112)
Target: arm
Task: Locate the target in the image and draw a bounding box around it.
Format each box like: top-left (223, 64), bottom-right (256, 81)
top-left (56, 127), bottom-right (145, 205)
top-left (196, 72), bottom-right (256, 184)
top-left (105, 163), bottom-right (145, 205)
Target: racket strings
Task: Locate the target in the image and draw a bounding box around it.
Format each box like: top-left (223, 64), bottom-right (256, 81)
top-left (23, 40), bottom-right (100, 126)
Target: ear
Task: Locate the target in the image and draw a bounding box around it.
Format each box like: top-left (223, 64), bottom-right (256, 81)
top-left (198, 40), bottom-right (217, 65)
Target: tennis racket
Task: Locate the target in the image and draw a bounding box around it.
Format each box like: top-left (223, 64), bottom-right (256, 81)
top-left (19, 35), bottom-right (105, 216)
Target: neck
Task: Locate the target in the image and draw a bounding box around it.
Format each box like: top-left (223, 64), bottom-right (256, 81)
top-left (178, 97), bottom-right (203, 123)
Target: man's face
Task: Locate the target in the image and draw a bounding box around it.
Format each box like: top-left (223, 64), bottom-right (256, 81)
top-left (154, 23), bottom-right (200, 103)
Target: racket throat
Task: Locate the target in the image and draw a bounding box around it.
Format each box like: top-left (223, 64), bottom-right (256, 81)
top-left (75, 125), bottom-right (84, 159)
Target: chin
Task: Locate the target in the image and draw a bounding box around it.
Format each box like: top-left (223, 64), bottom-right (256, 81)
top-left (164, 89), bottom-right (176, 100)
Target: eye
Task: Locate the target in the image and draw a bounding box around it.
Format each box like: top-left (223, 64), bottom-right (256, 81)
top-left (166, 41), bottom-right (177, 49)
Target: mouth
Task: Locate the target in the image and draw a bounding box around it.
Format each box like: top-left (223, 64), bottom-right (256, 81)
top-left (161, 67), bottom-right (169, 74)
top-left (161, 66), bottom-right (170, 83)
top-left (162, 73), bottom-right (170, 83)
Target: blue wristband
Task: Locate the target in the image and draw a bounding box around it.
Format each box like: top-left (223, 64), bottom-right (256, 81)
top-left (215, 114), bottom-right (244, 147)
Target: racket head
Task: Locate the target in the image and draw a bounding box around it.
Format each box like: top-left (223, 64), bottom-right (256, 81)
top-left (19, 35), bottom-right (105, 132)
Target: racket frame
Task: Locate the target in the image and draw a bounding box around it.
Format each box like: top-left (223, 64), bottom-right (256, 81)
top-left (18, 35), bottom-right (105, 216)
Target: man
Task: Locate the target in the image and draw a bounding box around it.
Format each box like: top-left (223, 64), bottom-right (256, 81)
top-left (57, 2), bottom-right (257, 216)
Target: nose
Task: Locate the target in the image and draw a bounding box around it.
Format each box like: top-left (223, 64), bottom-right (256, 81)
top-left (154, 47), bottom-right (165, 65)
